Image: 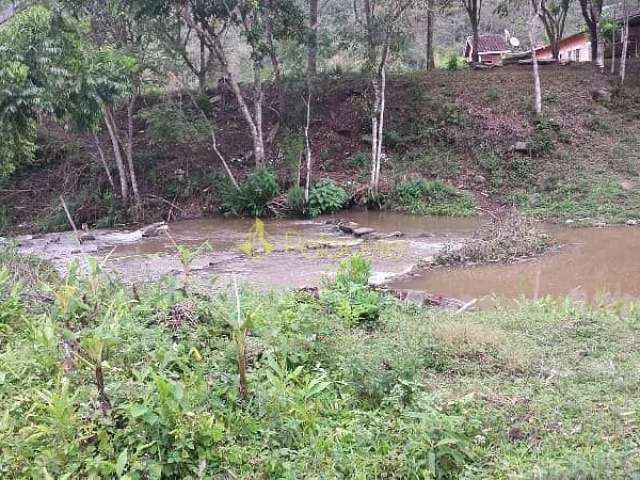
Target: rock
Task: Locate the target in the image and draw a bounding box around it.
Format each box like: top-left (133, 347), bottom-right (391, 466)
top-left (352, 227), bottom-right (376, 237)
top-left (473, 175), bottom-right (486, 184)
top-left (141, 222), bottom-right (169, 238)
top-left (365, 231), bottom-right (404, 240)
top-left (619, 180), bottom-right (635, 191)
top-left (593, 221), bottom-right (607, 227)
top-left (79, 233), bottom-right (96, 243)
top-left (338, 222), bottom-right (360, 234)
top-left (626, 219), bottom-right (638, 226)
top-left (591, 88), bottom-right (611, 102)
top-left (511, 141), bottom-right (528, 153)
top-left (565, 219), bottom-right (575, 224)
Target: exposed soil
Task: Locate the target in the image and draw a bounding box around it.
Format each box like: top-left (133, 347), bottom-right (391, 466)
top-left (4, 61), bottom-right (640, 233)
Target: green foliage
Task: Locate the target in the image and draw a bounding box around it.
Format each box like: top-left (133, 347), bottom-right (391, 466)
top-left (220, 168), bottom-right (280, 217)
top-left (392, 179), bottom-right (475, 216)
top-left (281, 128), bottom-right (304, 182)
top-left (445, 54), bottom-right (463, 70)
top-left (477, 148), bottom-right (504, 187)
top-left (399, 148), bottom-right (462, 178)
top-left (335, 253), bottom-right (371, 288)
top-left (286, 185), bottom-right (306, 215)
top-left (0, 7), bottom-right (134, 178)
top-left (324, 255), bottom-right (381, 325)
top-left (139, 101), bottom-right (210, 146)
top-left (308, 179), bottom-right (347, 217)
top-left (347, 151), bottom-right (370, 169)
top-left (528, 114), bottom-right (560, 157)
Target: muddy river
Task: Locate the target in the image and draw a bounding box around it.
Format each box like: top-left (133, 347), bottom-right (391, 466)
top-left (14, 211), bottom-right (640, 306)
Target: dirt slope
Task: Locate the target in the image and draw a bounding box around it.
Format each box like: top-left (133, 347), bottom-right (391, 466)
top-left (3, 60), bottom-right (640, 232)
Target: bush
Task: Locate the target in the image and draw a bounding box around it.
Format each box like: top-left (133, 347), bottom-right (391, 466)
top-left (392, 179), bottom-right (475, 216)
top-left (528, 114), bottom-right (559, 157)
top-left (308, 179), bottom-right (347, 217)
top-left (445, 54), bottom-right (463, 70)
top-left (287, 185), bottom-right (306, 215)
top-left (347, 151), bottom-right (370, 169)
top-left (324, 255), bottom-right (380, 325)
top-left (219, 168), bottom-right (280, 217)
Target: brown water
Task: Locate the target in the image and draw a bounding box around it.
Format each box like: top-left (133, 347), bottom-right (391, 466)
top-left (16, 212), bottom-right (640, 304)
top-left (18, 211), bottom-right (463, 289)
top-left (389, 224), bottom-right (640, 305)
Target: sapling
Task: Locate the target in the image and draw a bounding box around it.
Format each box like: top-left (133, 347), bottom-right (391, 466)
top-left (165, 231), bottom-right (211, 294)
top-left (80, 335), bottom-right (113, 414)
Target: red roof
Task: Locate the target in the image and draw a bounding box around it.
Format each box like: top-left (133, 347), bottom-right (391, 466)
top-left (466, 34), bottom-right (511, 53)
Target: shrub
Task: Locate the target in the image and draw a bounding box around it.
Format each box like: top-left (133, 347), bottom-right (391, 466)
top-left (335, 254), bottom-right (371, 288)
top-left (392, 179), bottom-right (475, 216)
top-left (281, 129), bottom-right (304, 182)
top-left (287, 185), bottom-right (306, 215)
top-left (445, 54), bottom-right (463, 70)
top-left (347, 151), bottom-right (370, 169)
top-left (219, 168), bottom-right (280, 217)
top-left (528, 114), bottom-right (559, 157)
top-left (308, 179), bottom-right (347, 217)
top-left (324, 256), bottom-right (380, 325)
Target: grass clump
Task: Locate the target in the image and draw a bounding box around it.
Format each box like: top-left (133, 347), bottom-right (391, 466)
top-left (436, 212), bottom-right (550, 265)
top-left (391, 178), bottom-right (475, 216)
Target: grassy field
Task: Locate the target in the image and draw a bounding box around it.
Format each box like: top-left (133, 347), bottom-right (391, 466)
top-left (1, 250), bottom-right (639, 478)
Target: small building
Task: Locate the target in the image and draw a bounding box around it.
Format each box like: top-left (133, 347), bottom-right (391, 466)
top-left (535, 32), bottom-right (592, 62)
top-left (463, 34), bottom-right (512, 65)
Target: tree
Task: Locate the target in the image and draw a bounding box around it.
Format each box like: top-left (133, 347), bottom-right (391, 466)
top-left (529, 0), bottom-right (543, 114)
top-left (461, 0), bottom-right (482, 63)
top-left (353, 0), bottom-right (416, 197)
top-left (425, 0), bottom-right (436, 70)
top-left (578, 0), bottom-right (604, 70)
top-left (0, 6), bottom-right (132, 186)
top-left (538, 0), bottom-right (571, 60)
top-left (600, 15), bottom-right (617, 73)
top-left (620, 0), bottom-right (630, 85)
top-left (156, 16), bottom-right (213, 95)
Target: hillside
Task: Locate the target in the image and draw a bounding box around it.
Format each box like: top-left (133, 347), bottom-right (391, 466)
top-left (3, 61), bottom-right (640, 233)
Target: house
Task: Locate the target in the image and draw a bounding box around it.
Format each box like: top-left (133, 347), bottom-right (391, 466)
top-left (535, 32), bottom-right (592, 62)
top-left (535, 9), bottom-right (640, 63)
top-left (463, 34), bottom-right (512, 65)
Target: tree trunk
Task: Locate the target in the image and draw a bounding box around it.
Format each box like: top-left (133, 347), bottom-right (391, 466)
top-left (595, 20), bottom-right (605, 71)
top-left (612, 28), bottom-right (616, 74)
top-left (198, 33), bottom-right (207, 95)
top-left (304, 92), bottom-right (312, 204)
top-left (621, 3), bottom-right (630, 85)
top-left (103, 107), bottom-right (129, 205)
top-left (126, 94), bottom-right (141, 207)
top-left (528, 7), bottom-right (543, 115)
top-left (369, 67), bottom-right (386, 197)
top-left (307, 0), bottom-right (319, 77)
top-left (589, 24), bottom-right (598, 62)
top-left (425, 0), bottom-right (435, 70)
top-left (472, 20), bottom-right (480, 63)
top-left (93, 134), bottom-right (115, 191)
top-left (252, 60), bottom-right (266, 167)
